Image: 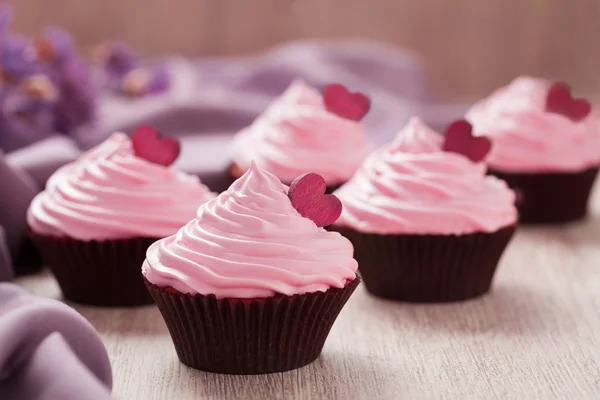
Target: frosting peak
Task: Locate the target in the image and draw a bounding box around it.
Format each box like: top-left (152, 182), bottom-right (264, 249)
top-left (334, 119), bottom-right (517, 235)
top-left (389, 117), bottom-right (442, 154)
top-left (229, 80), bottom-right (374, 185)
top-left (142, 163), bottom-right (358, 298)
top-left (276, 79), bottom-right (322, 108)
top-left (27, 132), bottom-right (216, 240)
top-left (467, 76), bottom-right (600, 172)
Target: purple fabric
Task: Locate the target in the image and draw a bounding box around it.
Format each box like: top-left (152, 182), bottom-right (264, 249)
top-left (0, 164), bottom-right (112, 399)
top-left (0, 284), bottom-right (112, 399)
top-left (7, 136), bottom-right (80, 189)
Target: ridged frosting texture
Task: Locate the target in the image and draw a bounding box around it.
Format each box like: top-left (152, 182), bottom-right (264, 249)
top-left (142, 163), bottom-right (358, 298)
top-left (466, 76), bottom-right (600, 172)
top-left (27, 133), bottom-right (216, 240)
top-left (229, 80), bottom-right (374, 185)
top-left (334, 118), bottom-right (517, 235)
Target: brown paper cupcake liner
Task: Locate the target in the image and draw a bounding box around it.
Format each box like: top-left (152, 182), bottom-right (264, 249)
top-left (331, 226), bottom-right (515, 303)
top-left (489, 166), bottom-right (599, 224)
top-left (226, 162), bottom-right (342, 194)
top-left (144, 276), bottom-right (361, 374)
top-left (30, 231), bottom-right (158, 306)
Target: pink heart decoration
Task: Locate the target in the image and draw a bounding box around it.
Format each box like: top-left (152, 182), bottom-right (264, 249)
top-left (288, 173), bottom-right (343, 227)
top-left (545, 82), bottom-right (591, 122)
top-left (131, 125), bottom-right (180, 166)
top-left (322, 83), bottom-right (370, 121)
top-left (442, 119), bottom-right (491, 163)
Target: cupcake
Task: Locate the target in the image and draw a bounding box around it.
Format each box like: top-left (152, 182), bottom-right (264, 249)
top-left (228, 80), bottom-right (374, 192)
top-left (466, 77), bottom-right (600, 223)
top-left (27, 126), bottom-right (216, 306)
top-left (332, 118), bottom-right (517, 303)
top-left (143, 162), bottom-right (360, 374)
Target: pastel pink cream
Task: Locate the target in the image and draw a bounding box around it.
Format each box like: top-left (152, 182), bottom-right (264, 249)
top-left (27, 133), bottom-right (216, 240)
top-left (334, 118), bottom-right (517, 235)
top-left (229, 80), bottom-right (374, 185)
top-left (142, 163), bottom-right (358, 299)
top-left (466, 76), bottom-right (600, 173)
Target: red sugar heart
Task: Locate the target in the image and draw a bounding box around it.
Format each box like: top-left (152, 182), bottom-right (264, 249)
top-left (545, 82), bottom-right (591, 122)
top-left (442, 119), bottom-right (491, 163)
top-left (131, 125), bottom-right (180, 166)
top-left (288, 173), bottom-right (343, 227)
top-left (322, 83), bottom-right (370, 121)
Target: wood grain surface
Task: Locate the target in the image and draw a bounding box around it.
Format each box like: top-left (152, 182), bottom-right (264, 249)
top-left (9, 0), bottom-right (600, 97)
top-left (16, 189), bottom-right (600, 399)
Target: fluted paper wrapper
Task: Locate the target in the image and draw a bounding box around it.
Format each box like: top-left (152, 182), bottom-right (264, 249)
top-left (145, 276), bottom-right (361, 374)
top-left (489, 167), bottom-right (599, 224)
top-left (331, 226), bottom-right (515, 303)
top-left (30, 231), bottom-right (157, 306)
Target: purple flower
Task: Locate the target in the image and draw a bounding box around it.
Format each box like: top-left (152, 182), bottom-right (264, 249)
top-left (120, 65), bottom-right (170, 97)
top-left (0, 35), bottom-right (39, 82)
top-left (94, 41), bottom-right (171, 97)
top-left (19, 74), bottom-right (59, 102)
top-left (0, 5), bottom-right (98, 146)
top-left (53, 57), bottom-right (96, 134)
top-left (32, 29), bottom-right (96, 134)
top-left (35, 28), bottom-right (75, 64)
top-left (1, 89), bottom-right (56, 138)
top-left (95, 41), bottom-right (138, 79)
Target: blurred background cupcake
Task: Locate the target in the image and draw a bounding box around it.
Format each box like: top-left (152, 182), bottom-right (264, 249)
top-left (228, 80), bottom-right (374, 192)
top-left (467, 77), bottom-right (600, 224)
top-left (332, 118), bottom-right (517, 302)
top-left (27, 127), bottom-right (215, 306)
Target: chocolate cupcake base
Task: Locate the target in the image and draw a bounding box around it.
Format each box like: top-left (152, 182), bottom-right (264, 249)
top-left (331, 226), bottom-right (515, 303)
top-left (145, 276), bottom-right (361, 374)
top-left (30, 231), bottom-right (157, 307)
top-left (489, 167), bottom-right (599, 224)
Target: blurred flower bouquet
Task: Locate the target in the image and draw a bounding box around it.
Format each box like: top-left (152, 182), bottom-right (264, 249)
top-left (0, 6), bottom-right (170, 152)
top-left (0, 8), bottom-right (95, 151)
top-left (94, 41), bottom-right (170, 98)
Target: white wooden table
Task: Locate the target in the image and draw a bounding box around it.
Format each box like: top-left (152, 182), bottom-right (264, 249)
top-left (17, 190), bottom-right (600, 400)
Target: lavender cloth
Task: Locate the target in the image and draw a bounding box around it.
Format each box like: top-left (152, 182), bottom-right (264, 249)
top-left (7, 136), bottom-right (81, 191)
top-left (0, 176), bottom-right (112, 400)
top-left (0, 284), bottom-right (112, 399)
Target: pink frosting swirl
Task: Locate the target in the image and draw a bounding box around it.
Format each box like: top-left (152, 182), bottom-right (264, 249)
top-left (466, 76), bottom-right (600, 172)
top-left (334, 118), bottom-right (517, 235)
top-left (142, 163), bottom-right (358, 298)
top-left (229, 80), bottom-right (374, 185)
top-left (27, 133), bottom-right (216, 240)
